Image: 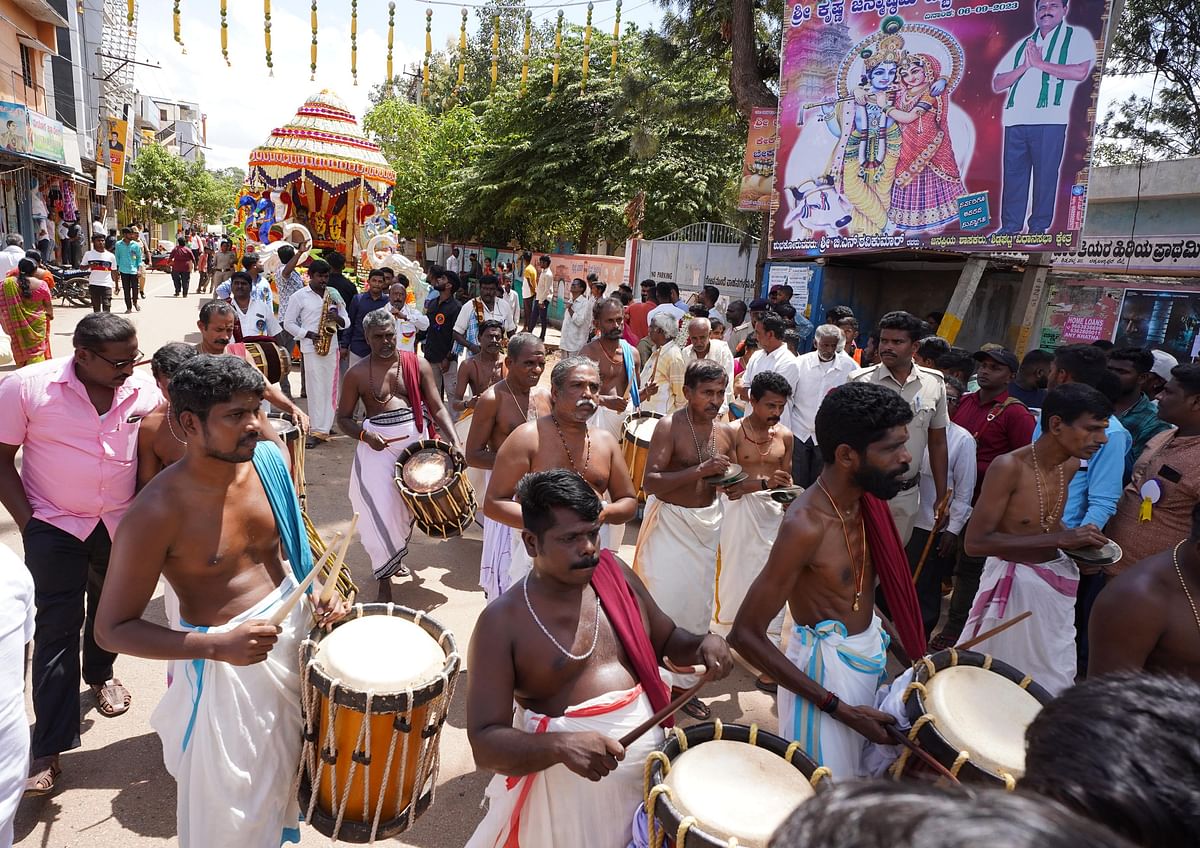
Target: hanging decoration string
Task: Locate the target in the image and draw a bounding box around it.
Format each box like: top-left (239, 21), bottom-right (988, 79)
top-left (550, 10), bottom-right (563, 100)
top-left (520, 11), bottom-right (532, 96)
top-left (423, 9), bottom-right (434, 102)
top-left (310, 0), bottom-right (318, 81)
top-left (350, 0), bottom-right (358, 85)
top-left (490, 12), bottom-right (501, 94)
top-left (264, 0), bottom-right (274, 77)
top-left (127, 0), bottom-right (135, 33)
top-left (220, 0), bottom-right (230, 65)
top-left (581, 1), bottom-right (593, 91)
top-left (173, 0), bottom-right (186, 53)
top-left (458, 8), bottom-right (468, 90)
top-left (386, 2), bottom-right (396, 84)
top-left (611, 0), bottom-right (621, 68)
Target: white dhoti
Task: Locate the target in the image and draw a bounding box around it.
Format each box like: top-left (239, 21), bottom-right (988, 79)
top-left (456, 411), bottom-right (486, 525)
top-left (350, 409), bottom-right (419, 579)
top-left (508, 522), bottom-right (622, 591)
top-left (302, 347), bottom-right (340, 435)
top-left (778, 616), bottom-right (889, 779)
top-left (957, 553), bottom-right (1079, 696)
top-left (465, 686), bottom-right (663, 848)
top-left (151, 574), bottom-right (306, 848)
top-left (632, 496), bottom-right (723, 688)
top-left (589, 399), bottom-right (632, 440)
top-left (712, 491), bottom-right (786, 647)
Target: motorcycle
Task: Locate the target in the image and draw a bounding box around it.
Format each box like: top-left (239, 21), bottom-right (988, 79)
top-left (46, 264), bottom-right (93, 308)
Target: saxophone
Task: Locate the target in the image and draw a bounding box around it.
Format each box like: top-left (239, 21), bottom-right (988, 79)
top-left (313, 286), bottom-right (337, 356)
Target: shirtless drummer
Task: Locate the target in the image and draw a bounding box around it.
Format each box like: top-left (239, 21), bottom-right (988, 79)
top-left (731, 382), bottom-right (927, 778)
top-left (465, 333), bottom-right (552, 600)
top-left (580, 297), bottom-right (641, 439)
top-left (484, 356), bottom-right (639, 591)
top-left (957, 383), bottom-right (1112, 695)
top-left (632, 359), bottom-right (733, 719)
top-left (466, 469), bottom-right (732, 848)
top-left (95, 355), bottom-right (346, 847)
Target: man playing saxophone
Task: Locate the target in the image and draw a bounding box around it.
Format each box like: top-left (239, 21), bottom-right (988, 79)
top-left (283, 258), bottom-right (349, 448)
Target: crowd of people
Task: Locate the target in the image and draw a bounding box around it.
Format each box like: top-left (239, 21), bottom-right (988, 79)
top-left (0, 245), bottom-right (1196, 848)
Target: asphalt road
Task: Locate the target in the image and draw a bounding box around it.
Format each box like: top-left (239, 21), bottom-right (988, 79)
top-left (9, 270), bottom-right (777, 847)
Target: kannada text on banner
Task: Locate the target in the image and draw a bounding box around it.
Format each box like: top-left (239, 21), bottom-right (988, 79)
top-left (770, 0), bottom-right (1114, 258)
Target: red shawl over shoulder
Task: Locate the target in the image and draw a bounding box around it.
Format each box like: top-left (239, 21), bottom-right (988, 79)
top-left (591, 550), bottom-right (673, 727)
top-left (398, 350), bottom-right (437, 437)
top-left (863, 493), bottom-right (927, 659)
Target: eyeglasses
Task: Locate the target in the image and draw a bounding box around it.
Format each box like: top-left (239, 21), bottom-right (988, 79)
top-left (88, 348), bottom-right (143, 369)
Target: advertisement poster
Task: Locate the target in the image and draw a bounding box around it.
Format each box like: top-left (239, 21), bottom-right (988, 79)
top-left (102, 117), bottom-right (129, 185)
top-left (1113, 289), bottom-right (1200, 363)
top-left (0, 102), bottom-right (28, 153)
top-left (771, 0), bottom-right (1113, 257)
top-left (1038, 283), bottom-right (1123, 349)
top-left (738, 107), bottom-right (779, 211)
top-left (27, 110), bottom-right (64, 163)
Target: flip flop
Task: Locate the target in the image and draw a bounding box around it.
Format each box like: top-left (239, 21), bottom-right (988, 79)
top-left (755, 675), bottom-right (778, 694)
top-left (24, 757), bottom-right (60, 796)
top-left (90, 678), bottom-right (131, 717)
top-left (929, 631), bottom-right (960, 652)
top-left (679, 696), bottom-right (711, 721)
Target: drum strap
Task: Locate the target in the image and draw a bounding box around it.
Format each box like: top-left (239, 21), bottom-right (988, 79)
top-left (862, 493), bottom-right (926, 658)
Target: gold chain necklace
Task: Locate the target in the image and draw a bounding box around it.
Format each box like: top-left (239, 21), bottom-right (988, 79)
top-left (816, 479), bottom-right (866, 612)
top-left (1031, 441), bottom-right (1065, 534)
top-left (685, 407), bottom-right (716, 463)
top-left (551, 413), bottom-right (590, 478)
top-left (504, 377), bottom-right (534, 422)
top-left (1172, 540), bottom-right (1200, 639)
top-left (739, 419), bottom-right (775, 457)
top-left (368, 355), bottom-right (402, 404)
top-left (165, 403), bottom-right (187, 446)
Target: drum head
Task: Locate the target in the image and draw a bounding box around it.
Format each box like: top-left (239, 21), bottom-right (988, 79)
top-left (402, 448), bottom-right (455, 493)
top-left (314, 615), bottom-right (445, 693)
top-left (924, 665), bottom-right (1041, 777)
top-left (267, 414), bottom-right (299, 442)
top-left (664, 740), bottom-right (815, 847)
top-left (623, 414), bottom-right (660, 447)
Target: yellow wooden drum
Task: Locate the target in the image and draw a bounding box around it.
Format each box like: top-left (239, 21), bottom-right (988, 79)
top-left (298, 604), bottom-right (460, 843)
top-left (393, 439), bottom-right (477, 539)
top-left (622, 410), bottom-right (662, 503)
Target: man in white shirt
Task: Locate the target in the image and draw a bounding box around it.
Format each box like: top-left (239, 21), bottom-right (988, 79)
top-left (389, 280), bottom-right (429, 354)
top-left (227, 271), bottom-right (282, 339)
top-left (282, 258), bottom-right (349, 446)
top-left (558, 278), bottom-right (593, 357)
top-left (647, 281), bottom-right (686, 329)
top-left (725, 300), bottom-right (752, 354)
top-left (0, 543), bottom-right (33, 841)
top-left (445, 247), bottom-right (461, 275)
top-left (907, 376), bottom-right (976, 637)
top-left (453, 274), bottom-right (516, 355)
top-left (530, 255), bottom-right (554, 341)
top-left (81, 233), bottom-right (117, 313)
top-left (791, 324), bottom-right (858, 487)
top-left (683, 317), bottom-right (735, 416)
top-left (0, 234), bottom-right (23, 277)
top-left (738, 312), bottom-right (800, 433)
top-left (992, 0), bottom-right (1096, 234)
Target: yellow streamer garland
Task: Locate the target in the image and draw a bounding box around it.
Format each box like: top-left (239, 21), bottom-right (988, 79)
top-left (423, 9), bottom-right (433, 101)
top-left (127, 0), bottom-right (134, 33)
top-left (310, 0), bottom-right (318, 81)
top-left (458, 8), bottom-right (468, 89)
top-left (520, 11), bottom-right (532, 96)
top-left (386, 2), bottom-right (395, 84)
top-left (612, 0), bottom-right (622, 68)
top-left (550, 10), bottom-right (563, 100)
top-left (490, 13), bottom-right (500, 94)
top-left (173, 0), bottom-right (186, 53)
top-left (350, 0), bottom-right (358, 85)
top-left (264, 0), bottom-right (273, 77)
top-left (220, 0), bottom-right (229, 65)
top-left (581, 2), bottom-right (593, 92)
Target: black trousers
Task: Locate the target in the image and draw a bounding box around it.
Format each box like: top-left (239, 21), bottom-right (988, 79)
top-left (88, 285), bottom-right (111, 312)
top-left (170, 271), bottom-right (190, 297)
top-left (792, 436), bottom-right (824, 489)
top-left (24, 519), bottom-right (117, 758)
top-left (943, 524), bottom-right (986, 637)
top-left (121, 273), bottom-right (140, 308)
top-left (906, 528), bottom-right (958, 638)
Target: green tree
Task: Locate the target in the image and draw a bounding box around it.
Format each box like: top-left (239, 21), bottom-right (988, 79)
top-left (1096, 1), bottom-right (1200, 162)
top-left (181, 162), bottom-right (244, 226)
top-left (123, 143), bottom-right (188, 223)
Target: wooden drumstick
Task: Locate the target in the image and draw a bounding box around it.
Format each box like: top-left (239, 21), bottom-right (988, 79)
top-left (885, 725), bottom-right (960, 783)
top-left (911, 488), bottom-right (954, 585)
top-left (318, 514), bottom-right (358, 605)
top-left (956, 611), bottom-right (1033, 652)
top-left (618, 671), bottom-right (710, 749)
top-left (267, 540), bottom-right (339, 627)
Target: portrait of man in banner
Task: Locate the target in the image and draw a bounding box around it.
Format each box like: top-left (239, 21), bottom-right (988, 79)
top-left (992, 0), bottom-right (1097, 235)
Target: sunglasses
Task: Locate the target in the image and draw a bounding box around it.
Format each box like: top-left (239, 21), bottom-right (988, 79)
top-left (88, 348), bottom-right (143, 369)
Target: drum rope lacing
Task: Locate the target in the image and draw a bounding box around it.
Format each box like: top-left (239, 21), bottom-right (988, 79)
top-left (522, 575), bottom-right (602, 660)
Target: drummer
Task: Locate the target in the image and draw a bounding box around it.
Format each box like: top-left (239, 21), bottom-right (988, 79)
top-left (94, 355), bottom-right (347, 847)
top-left (712, 370), bottom-right (794, 693)
top-left (580, 297), bottom-right (641, 440)
top-left (484, 355), bottom-right (638, 589)
top-left (136, 342), bottom-right (199, 488)
top-left (465, 332), bottom-right (552, 600)
top-left (450, 319), bottom-right (506, 418)
top-left (466, 469), bottom-right (732, 848)
top-left (632, 359), bottom-right (733, 720)
top-left (956, 383), bottom-right (1112, 695)
top-left (336, 308), bottom-right (460, 602)
top-left (730, 382), bottom-right (928, 779)
top-left (194, 300), bottom-right (310, 432)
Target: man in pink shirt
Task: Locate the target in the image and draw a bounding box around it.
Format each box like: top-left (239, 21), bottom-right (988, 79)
top-left (0, 313), bottom-right (161, 795)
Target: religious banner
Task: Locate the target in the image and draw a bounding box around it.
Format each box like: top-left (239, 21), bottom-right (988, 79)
top-left (738, 107), bottom-right (779, 211)
top-left (1037, 282), bottom-right (1123, 349)
top-left (770, 0), bottom-right (1114, 258)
